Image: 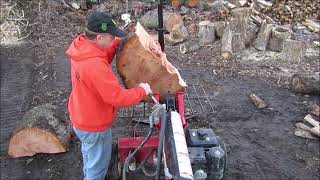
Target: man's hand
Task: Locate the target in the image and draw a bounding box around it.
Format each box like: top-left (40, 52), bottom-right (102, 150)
top-left (139, 83), bottom-right (152, 95)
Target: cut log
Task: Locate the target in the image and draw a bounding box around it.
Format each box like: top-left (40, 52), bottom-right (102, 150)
top-left (304, 19), bottom-right (320, 33)
top-left (295, 123), bottom-right (317, 140)
top-left (231, 7), bottom-right (252, 45)
top-left (232, 33), bottom-right (246, 52)
top-left (290, 74), bottom-right (320, 95)
top-left (180, 42), bottom-right (201, 54)
top-left (253, 20), bottom-right (273, 51)
top-left (304, 114), bottom-right (320, 137)
top-left (117, 22), bottom-right (187, 102)
top-left (166, 13), bottom-right (184, 32)
top-left (185, 0), bottom-right (199, 8)
top-left (170, 0), bottom-right (183, 7)
top-left (221, 24), bottom-right (234, 60)
top-left (212, 21), bottom-right (227, 38)
top-left (140, 10), bottom-right (183, 32)
top-left (309, 104), bottom-right (320, 117)
top-left (8, 104), bottom-right (70, 158)
top-left (280, 39), bottom-right (307, 63)
top-left (268, 26), bottom-right (291, 52)
top-left (198, 21), bottom-right (215, 46)
top-left (168, 23), bottom-right (188, 44)
top-left (249, 94), bottom-right (267, 109)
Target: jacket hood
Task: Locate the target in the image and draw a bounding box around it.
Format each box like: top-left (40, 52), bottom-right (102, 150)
top-left (66, 34), bottom-right (106, 62)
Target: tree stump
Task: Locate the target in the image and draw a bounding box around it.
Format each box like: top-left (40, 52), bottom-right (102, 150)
top-left (180, 41), bottom-right (201, 54)
top-left (198, 21), bottom-right (215, 46)
top-left (280, 39), bottom-right (306, 63)
top-left (290, 74), bottom-right (320, 95)
top-left (8, 104), bottom-right (70, 158)
top-left (253, 20), bottom-right (273, 51)
top-left (117, 22), bottom-right (187, 102)
top-left (268, 26), bottom-right (292, 52)
top-left (221, 24), bottom-right (234, 60)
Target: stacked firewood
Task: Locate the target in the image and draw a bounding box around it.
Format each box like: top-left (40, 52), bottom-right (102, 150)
top-left (251, 0), bottom-right (319, 24)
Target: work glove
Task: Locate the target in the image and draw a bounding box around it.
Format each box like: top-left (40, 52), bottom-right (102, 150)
top-left (139, 83), bottom-right (152, 95)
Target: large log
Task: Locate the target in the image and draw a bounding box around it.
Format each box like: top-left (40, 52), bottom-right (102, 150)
top-left (221, 24), bottom-right (234, 60)
top-left (180, 41), bottom-right (201, 54)
top-left (117, 22), bottom-right (187, 102)
top-left (198, 21), bottom-right (215, 46)
top-left (280, 39), bottom-right (306, 63)
top-left (290, 74), bottom-right (320, 95)
top-left (268, 26), bottom-right (291, 52)
top-left (8, 104), bottom-right (70, 158)
top-left (231, 7), bottom-right (252, 46)
top-left (140, 9), bottom-right (183, 32)
top-left (253, 20), bottom-right (273, 51)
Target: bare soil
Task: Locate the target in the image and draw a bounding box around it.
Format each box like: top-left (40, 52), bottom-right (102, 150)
top-left (1, 1), bottom-right (319, 180)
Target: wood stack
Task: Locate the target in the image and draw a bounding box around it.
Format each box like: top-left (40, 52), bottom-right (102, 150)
top-left (251, 0), bottom-right (319, 24)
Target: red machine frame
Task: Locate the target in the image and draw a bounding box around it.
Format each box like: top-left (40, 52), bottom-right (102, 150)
top-left (117, 91), bottom-right (187, 165)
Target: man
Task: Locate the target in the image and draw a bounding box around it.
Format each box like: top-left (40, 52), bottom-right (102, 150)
top-left (66, 11), bottom-right (152, 180)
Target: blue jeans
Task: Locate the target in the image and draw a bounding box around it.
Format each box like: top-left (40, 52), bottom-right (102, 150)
top-left (73, 127), bottom-right (112, 180)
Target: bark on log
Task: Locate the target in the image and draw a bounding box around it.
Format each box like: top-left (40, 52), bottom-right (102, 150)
top-left (168, 23), bottom-right (188, 44)
top-left (221, 24), bottom-right (234, 60)
top-left (290, 74), bottom-right (320, 95)
top-left (268, 26), bottom-right (291, 52)
top-left (304, 114), bottom-right (320, 137)
top-left (117, 22), bottom-right (187, 102)
top-left (295, 123), bottom-right (318, 140)
top-left (231, 7), bottom-right (252, 46)
top-left (212, 21), bottom-right (227, 38)
top-left (185, 0), bottom-right (199, 8)
top-left (249, 94), bottom-right (267, 109)
top-left (310, 104), bottom-right (320, 117)
top-left (280, 39), bottom-right (306, 63)
top-left (140, 10), bottom-right (183, 32)
top-left (180, 42), bottom-right (201, 54)
top-left (198, 21), bottom-right (215, 46)
top-left (232, 33), bottom-right (246, 52)
top-left (8, 104), bottom-right (70, 158)
top-left (253, 20), bottom-right (273, 51)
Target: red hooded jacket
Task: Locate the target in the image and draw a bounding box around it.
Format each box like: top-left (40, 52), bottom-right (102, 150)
top-left (66, 34), bottom-right (146, 132)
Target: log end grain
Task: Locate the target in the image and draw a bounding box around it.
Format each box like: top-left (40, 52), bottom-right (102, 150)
top-left (8, 128), bottom-right (67, 158)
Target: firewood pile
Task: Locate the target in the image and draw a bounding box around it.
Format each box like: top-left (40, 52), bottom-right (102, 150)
top-left (251, 0), bottom-right (319, 24)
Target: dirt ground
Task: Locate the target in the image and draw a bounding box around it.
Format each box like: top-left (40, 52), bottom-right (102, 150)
top-left (1, 1), bottom-right (319, 180)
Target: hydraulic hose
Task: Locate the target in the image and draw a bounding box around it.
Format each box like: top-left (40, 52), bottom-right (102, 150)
top-left (155, 108), bottom-right (167, 180)
top-left (122, 127), bottom-right (153, 180)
